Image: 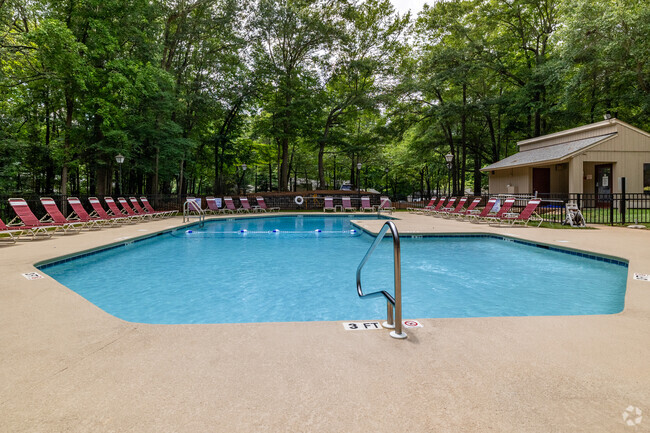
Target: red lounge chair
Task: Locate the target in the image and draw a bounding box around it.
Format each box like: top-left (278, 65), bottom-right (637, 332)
top-left (482, 198), bottom-right (516, 223)
top-left (378, 197), bottom-right (396, 213)
top-left (66, 197), bottom-right (106, 229)
top-left (456, 197), bottom-right (482, 218)
top-left (88, 197), bottom-right (129, 225)
top-left (104, 197), bottom-right (140, 223)
top-left (441, 197), bottom-right (468, 218)
top-left (492, 199), bottom-right (543, 227)
top-left (323, 197), bottom-right (336, 212)
top-left (467, 198), bottom-right (498, 223)
top-left (7, 198), bottom-right (67, 235)
top-left (239, 197), bottom-right (253, 213)
top-left (39, 197), bottom-right (84, 232)
top-left (341, 196), bottom-right (355, 212)
top-left (423, 197), bottom-right (446, 215)
top-left (205, 197), bottom-right (221, 214)
top-left (360, 196), bottom-right (374, 212)
top-left (223, 197), bottom-right (237, 213)
top-left (408, 198), bottom-right (435, 213)
top-left (256, 196), bottom-right (279, 212)
top-left (118, 197), bottom-right (151, 220)
top-left (3, 215), bottom-right (51, 240)
top-left (431, 197), bottom-right (457, 217)
top-left (140, 197), bottom-right (175, 218)
top-left (130, 197), bottom-right (164, 219)
top-left (0, 217), bottom-right (25, 243)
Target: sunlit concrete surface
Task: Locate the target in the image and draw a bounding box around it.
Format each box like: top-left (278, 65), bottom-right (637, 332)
top-left (1, 212), bottom-right (648, 432)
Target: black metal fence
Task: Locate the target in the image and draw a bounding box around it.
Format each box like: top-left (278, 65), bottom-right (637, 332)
top-left (2, 192), bottom-right (649, 225)
top-left (401, 193), bottom-right (650, 225)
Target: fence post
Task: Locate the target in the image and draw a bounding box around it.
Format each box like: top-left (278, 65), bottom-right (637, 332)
top-left (620, 177), bottom-right (626, 226)
top-left (610, 193), bottom-right (614, 226)
top-left (576, 193), bottom-right (581, 210)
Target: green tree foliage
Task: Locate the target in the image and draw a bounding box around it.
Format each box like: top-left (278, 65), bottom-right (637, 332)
top-left (0, 0), bottom-right (648, 197)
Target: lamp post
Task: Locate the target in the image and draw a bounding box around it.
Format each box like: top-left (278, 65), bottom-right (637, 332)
top-left (357, 162), bottom-right (362, 191)
top-left (445, 153), bottom-right (454, 196)
top-left (356, 162), bottom-right (362, 207)
top-left (241, 163), bottom-right (247, 194)
top-left (115, 153), bottom-right (125, 195)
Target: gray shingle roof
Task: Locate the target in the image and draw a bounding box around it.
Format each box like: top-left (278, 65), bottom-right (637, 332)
top-left (481, 133), bottom-right (616, 171)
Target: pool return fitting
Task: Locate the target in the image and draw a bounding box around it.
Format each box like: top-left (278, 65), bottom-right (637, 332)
top-left (356, 221), bottom-right (407, 339)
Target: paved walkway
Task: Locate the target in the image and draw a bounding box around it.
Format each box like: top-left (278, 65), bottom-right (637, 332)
top-left (1, 213), bottom-right (648, 432)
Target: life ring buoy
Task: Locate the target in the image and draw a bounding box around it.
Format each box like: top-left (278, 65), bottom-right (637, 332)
top-left (294, 195), bottom-right (304, 205)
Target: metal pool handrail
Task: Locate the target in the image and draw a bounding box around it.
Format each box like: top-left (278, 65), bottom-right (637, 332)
top-left (183, 199), bottom-right (205, 227)
top-left (356, 220), bottom-right (407, 339)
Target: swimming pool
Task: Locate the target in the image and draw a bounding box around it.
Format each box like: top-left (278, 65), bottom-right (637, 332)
top-left (39, 215), bottom-right (628, 324)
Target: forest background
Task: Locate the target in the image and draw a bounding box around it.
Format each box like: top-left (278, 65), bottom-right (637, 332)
top-left (1, 0), bottom-right (648, 199)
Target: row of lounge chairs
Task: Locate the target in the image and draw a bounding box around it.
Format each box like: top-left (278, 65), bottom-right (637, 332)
top-left (322, 196), bottom-right (395, 212)
top-left (0, 196), bottom-right (174, 244)
top-left (186, 195), bottom-right (396, 214)
top-left (186, 196), bottom-right (280, 214)
top-left (410, 196), bottom-right (543, 226)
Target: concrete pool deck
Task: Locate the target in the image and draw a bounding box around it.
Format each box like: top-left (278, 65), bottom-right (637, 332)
top-left (1, 213), bottom-right (649, 432)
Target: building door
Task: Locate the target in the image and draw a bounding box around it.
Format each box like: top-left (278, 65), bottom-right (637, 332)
top-left (532, 168), bottom-right (551, 195)
top-left (595, 164), bottom-right (612, 207)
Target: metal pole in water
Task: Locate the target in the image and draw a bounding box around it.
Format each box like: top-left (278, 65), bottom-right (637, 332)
top-left (383, 302), bottom-right (395, 329)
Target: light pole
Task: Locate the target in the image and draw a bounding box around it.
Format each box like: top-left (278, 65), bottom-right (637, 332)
top-left (241, 163), bottom-right (247, 195)
top-left (445, 153), bottom-right (454, 196)
top-left (115, 153), bottom-right (125, 195)
top-left (357, 162), bottom-right (362, 191)
top-left (356, 162), bottom-right (362, 207)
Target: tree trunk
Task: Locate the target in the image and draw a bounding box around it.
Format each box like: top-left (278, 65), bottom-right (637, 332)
top-left (419, 167), bottom-right (424, 199)
top-left (473, 149), bottom-right (482, 196)
top-left (486, 113), bottom-right (498, 162)
top-left (318, 143), bottom-right (326, 189)
top-left (460, 84), bottom-right (467, 195)
top-left (214, 137), bottom-right (221, 194)
top-left (154, 146), bottom-right (160, 195)
top-left (61, 92), bottom-right (74, 196)
top-left (96, 167), bottom-right (108, 195)
top-left (318, 114), bottom-right (336, 189)
top-left (178, 158), bottom-right (184, 198)
top-left (44, 89), bottom-right (54, 193)
top-left (280, 137), bottom-right (290, 191)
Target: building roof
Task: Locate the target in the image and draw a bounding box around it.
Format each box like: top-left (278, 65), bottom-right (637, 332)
top-left (516, 118), bottom-right (650, 147)
top-left (481, 133), bottom-right (616, 171)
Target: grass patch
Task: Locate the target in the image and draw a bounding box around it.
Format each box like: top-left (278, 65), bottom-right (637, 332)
top-left (581, 208), bottom-right (650, 224)
top-left (537, 221), bottom-right (595, 229)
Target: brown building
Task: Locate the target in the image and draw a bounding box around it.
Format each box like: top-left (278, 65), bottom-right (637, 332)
top-left (482, 118), bottom-right (650, 199)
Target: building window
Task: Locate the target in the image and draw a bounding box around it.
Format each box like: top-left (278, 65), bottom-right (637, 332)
top-left (645, 164), bottom-right (650, 194)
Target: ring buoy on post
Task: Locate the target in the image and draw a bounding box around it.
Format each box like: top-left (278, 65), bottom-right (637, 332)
top-left (294, 195), bottom-right (304, 206)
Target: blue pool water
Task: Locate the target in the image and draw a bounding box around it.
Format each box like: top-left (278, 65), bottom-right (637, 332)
top-left (40, 215), bottom-right (628, 324)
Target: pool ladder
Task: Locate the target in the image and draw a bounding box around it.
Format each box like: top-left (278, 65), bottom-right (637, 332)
top-left (183, 199), bottom-right (205, 227)
top-left (356, 221), bottom-right (407, 339)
